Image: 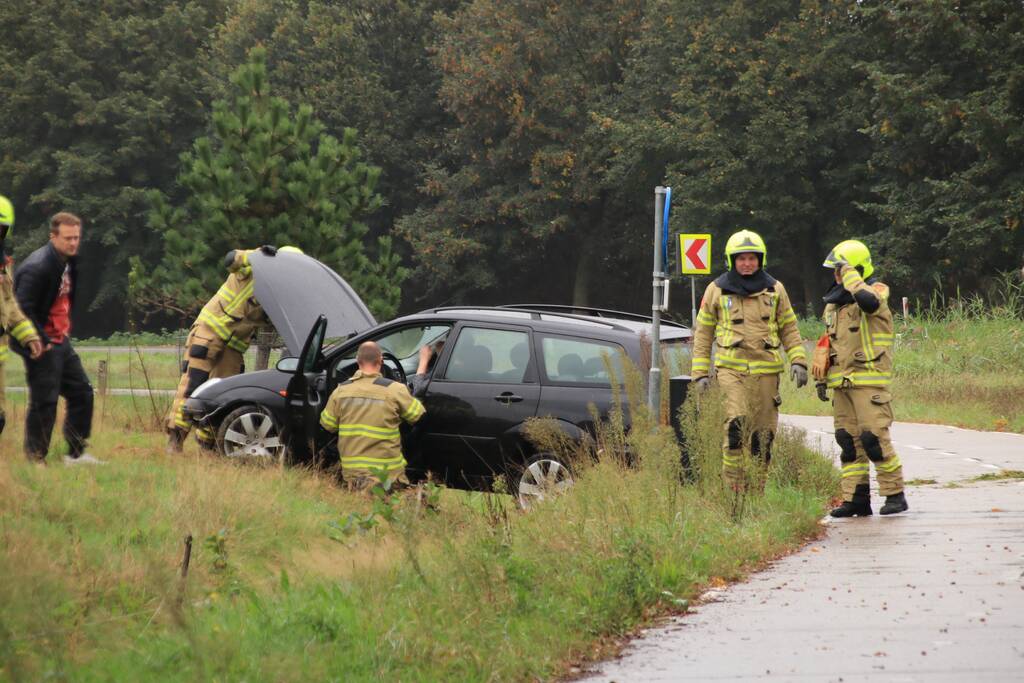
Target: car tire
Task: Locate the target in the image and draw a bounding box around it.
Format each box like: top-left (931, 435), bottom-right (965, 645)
top-left (515, 453), bottom-right (574, 509)
top-left (216, 404), bottom-right (287, 464)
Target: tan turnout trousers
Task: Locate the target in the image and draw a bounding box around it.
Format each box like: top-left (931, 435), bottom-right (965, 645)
top-left (168, 325), bottom-right (244, 441)
top-left (718, 368), bottom-right (781, 489)
top-left (833, 384), bottom-right (903, 500)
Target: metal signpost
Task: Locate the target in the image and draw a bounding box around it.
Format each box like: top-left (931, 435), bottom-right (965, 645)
top-left (678, 233), bottom-right (712, 328)
top-left (648, 187), bottom-right (671, 415)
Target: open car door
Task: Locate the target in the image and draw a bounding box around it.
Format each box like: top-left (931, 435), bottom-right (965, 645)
top-left (285, 315), bottom-right (328, 464)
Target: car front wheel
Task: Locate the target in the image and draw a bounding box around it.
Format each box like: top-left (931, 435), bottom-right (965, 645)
top-left (516, 454), bottom-right (574, 509)
top-left (216, 405), bottom-right (286, 463)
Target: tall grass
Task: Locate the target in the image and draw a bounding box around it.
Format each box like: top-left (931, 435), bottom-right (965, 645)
top-left (781, 273), bottom-right (1024, 432)
top-left (0, 365), bottom-right (836, 681)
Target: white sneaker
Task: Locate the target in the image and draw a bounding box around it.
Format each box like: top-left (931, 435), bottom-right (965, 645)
top-left (64, 453), bottom-right (106, 466)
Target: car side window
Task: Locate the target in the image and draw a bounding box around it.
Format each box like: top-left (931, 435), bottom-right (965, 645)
top-left (540, 335), bottom-right (625, 386)
top-left (443, 327), bottom-right (531, 383)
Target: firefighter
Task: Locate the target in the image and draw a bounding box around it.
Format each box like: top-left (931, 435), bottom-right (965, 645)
top-left (319, 341), bottom-right (426, 491)
top-left (0, 195), bottom-right (44, 436)
top-left (691, 230), bottom-right (808, 491)
top-left (167, 245), bottom-right (282, 451)
top-left (815, 240), bottom-right (907, 516)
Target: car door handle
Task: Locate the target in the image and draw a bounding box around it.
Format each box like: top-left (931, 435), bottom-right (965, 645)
top-left (494, 392), bottom-right (523, 404)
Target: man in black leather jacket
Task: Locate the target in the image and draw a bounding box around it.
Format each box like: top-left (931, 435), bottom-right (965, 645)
top-left (13, 212), bottom-right (99, 465)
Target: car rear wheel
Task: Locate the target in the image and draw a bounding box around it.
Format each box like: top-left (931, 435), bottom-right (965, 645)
top-left (216, 405), bottom-right (286, 463)
top-left (516, 454), bottom-right (574, 509)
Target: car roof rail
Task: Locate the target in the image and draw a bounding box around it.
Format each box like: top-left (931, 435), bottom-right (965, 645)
top-left (425, 305), bottom-right (639, 333)
top-left (500, 303), bottom-right (690, 329)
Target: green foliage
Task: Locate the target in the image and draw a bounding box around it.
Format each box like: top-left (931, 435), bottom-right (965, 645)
top-left (856, 1), bottom-right (1024, 297)
top-left (4, 0), bottom-right (1023, 328)
top-left (207, 0), bottom-right (462, 279)
top-left (604, 0), bottom-right (876, 307)
top-left (131, 48), bottom-right (404, 319)
top-left (0, 0), bottom-right (229, 334)
top-left (396, 0), bottom-right (650, 306)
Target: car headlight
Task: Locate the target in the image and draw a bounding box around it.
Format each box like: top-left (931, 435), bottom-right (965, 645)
top-left (191, 377), bottom-right (222, 398)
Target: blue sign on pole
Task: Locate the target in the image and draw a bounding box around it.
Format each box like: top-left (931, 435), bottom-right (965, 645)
top-left (661, 186), bottom-right (672, 270)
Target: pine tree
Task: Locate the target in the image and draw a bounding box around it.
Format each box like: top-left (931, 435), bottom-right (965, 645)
top-left (131, 48), bottom-right (405, 320)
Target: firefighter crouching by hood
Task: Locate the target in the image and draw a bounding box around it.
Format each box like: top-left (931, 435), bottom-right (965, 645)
top-left (166, 245), bottom-right (287, 452)
top-left (319, 341), bottom-right (425, 491)
top-left (0, 195), bottom-right (44, 435)
top-left (815, 240), bottom-right (907, 516)
top-left (691, 230), bottom-right (808, 492)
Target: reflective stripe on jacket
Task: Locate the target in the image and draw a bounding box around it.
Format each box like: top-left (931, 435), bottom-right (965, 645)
top-left (824, 267), bottom-right (894, 388)
top-left (320, 370), bottom-right (426, 474)
top-left (691, 279), bottom-right (806, 379)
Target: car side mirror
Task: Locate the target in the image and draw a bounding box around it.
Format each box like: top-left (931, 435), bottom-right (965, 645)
top-left (276, 356), bottom-right (299, 373)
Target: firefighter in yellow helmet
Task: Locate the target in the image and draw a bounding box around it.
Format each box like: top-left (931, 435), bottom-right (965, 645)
top-left (816, 240), bottom-right (907, 516)
top-left (691, 230), bottom-right (808, 491)
top-left (166, 245), bottom-right (298, 452)
top-left (0, 195), bottom-right (44, 436)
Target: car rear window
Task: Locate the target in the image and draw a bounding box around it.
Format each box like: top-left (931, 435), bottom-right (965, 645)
top-left (540, 336), bottom-right (625, 386)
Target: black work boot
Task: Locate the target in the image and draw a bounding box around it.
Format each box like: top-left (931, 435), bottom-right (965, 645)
top-left (830, 484), bottom-right (872, 517)
top-left (880, 491), bottom-right (909, 515)
top-left (166, 428), bottom-right (187, 454)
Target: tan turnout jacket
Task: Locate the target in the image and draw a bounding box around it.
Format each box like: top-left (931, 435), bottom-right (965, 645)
top-left (824, 266), bottom-right (894, 388)
top-left (320, 370), bottom-right (426, 474)
top-left (196, 250), bottom-right (265, 353)
top-left (691, 280), bottom-right (806, 379)
top-left (0, 257), bottom-right (40, 365)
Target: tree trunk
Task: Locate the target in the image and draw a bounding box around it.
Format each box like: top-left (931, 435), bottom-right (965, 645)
top-left (801, 225), bottom-right (821, 317)
top-left (255, 328), bottom-right (273, 371)
top-left (572, 240), bottom-right (592, 307)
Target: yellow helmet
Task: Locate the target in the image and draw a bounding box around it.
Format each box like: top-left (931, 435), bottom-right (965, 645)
top-left (0, 194), bottom-right (14, 233)
top-left (278, 245), bottom-right (304, 255)
top-left (724, 229), bottom-right (767, 269)
top-left (823, 239), bottom-right (873, 279)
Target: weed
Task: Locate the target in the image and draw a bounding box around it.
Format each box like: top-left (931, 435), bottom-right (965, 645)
top-left (972, 470), bottom-right (1024, 482)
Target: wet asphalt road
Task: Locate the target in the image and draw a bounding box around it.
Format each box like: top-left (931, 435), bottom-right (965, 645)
top-left (583, 416), bottom-right (1024, 682)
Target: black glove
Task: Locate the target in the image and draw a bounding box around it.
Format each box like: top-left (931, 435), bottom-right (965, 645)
top-left (260, 245), bottom-right (278, 256)
top-left (222, 250), bottom-right (237, 269)
top-left (816, 383), bottom-right (829, 402)
top-left (790, 364), bottom-right (808, 388)
top-left (695, 377), bottom-right (710, 391)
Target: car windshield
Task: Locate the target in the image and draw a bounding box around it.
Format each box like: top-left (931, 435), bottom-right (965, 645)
top-left (340, 324), bottom-right (452, 374)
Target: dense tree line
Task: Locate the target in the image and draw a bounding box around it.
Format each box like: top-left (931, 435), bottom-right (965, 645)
top-left (2, 0), bottom-right (1021, 334)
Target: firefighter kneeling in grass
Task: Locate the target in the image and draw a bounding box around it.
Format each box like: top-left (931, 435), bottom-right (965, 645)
top-left (691, 230), bottom-right (808, 493)
top-left (815, 240), bottom-right (907, 516)
top-left (167, 245), bottom-right (299, 452)
top-left (320, 341), bottom-right (425, 491)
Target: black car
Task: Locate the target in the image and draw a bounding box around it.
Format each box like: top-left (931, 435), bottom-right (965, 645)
top-left (183, 252), bottom-right (691, 505)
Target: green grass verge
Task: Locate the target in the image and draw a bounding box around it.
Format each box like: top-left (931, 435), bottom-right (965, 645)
top-left (3, 347), bottom-right (286, 393)
top-left (0, 381), bottom-right (836, 680)
top-left (779, 316), bottom-right (1024, 433)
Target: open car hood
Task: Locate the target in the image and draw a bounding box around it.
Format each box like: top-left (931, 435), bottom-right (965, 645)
top-left (248, 250), bottom-right (376, 356)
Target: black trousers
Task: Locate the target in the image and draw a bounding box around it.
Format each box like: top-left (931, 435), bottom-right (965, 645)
top-left (22, 340), bottom-right (93, 458)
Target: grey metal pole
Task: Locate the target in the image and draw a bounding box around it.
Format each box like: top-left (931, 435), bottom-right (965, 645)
top-left (648, 187), bottom-right (667, 416)
top-left (691, 275), bottom-right (698, 330)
